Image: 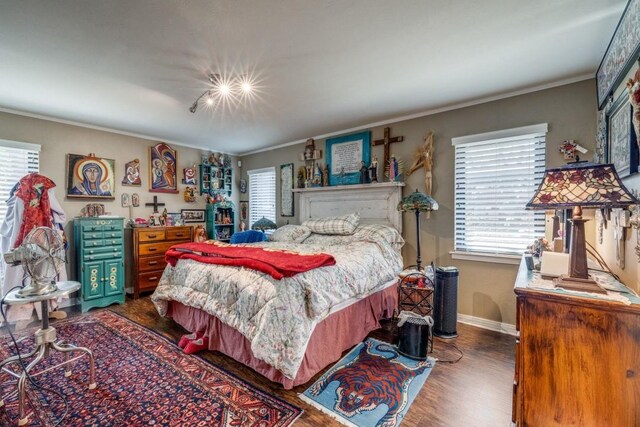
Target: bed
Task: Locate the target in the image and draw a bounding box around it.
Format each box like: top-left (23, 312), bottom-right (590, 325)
top-left (152, 183), bottom-right (406, 389)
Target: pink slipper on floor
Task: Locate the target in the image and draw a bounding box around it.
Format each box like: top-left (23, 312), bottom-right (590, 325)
top-left (178, 332), bottom-right (202, 349)
top-left (184, 336), bottom-right (209, 354)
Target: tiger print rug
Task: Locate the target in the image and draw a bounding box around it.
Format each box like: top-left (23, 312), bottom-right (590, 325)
top-left (300, 338), bottom-right (435, 427)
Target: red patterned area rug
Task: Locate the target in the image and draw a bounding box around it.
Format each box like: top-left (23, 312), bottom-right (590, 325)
top-left (0, 310), bottom-right (302, 426)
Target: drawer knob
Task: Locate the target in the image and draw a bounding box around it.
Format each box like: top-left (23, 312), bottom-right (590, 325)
top-left (175, 233), bottom-right (184, 237)
top-left (148, 234), bottom-right (157, 238)
top-left (89, 250), bottom-right (94, 254)
top-left (148, 276), bottom-right (158, 281)
top-left (148, 248), bottom-right (157, 252)
top-left (148, 261), bottom-right (158, 266)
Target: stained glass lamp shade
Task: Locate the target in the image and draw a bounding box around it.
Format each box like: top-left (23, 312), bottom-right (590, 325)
top-left (251, 217), bottom-right (277, 232)
top-left (398, 190), bottom-right (439, 271)
top-left (526, 162), bottom-right (637, 292)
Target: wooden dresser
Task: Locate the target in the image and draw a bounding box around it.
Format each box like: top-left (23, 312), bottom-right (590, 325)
top-left (126, 226), bottom-right (193, 298)
top-left (513, 258), bottom-right (640, 426)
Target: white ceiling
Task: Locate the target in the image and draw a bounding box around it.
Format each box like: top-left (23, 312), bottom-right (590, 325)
top-left (0, 0), bottom-right (627, 154)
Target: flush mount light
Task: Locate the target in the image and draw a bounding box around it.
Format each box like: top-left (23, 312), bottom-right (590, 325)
top-left (189, 73), bottom-right (256, 113)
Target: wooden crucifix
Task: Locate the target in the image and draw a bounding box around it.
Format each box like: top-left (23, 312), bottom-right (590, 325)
top-left (145, 196), bottom-right (165, 213)
top-left (372, 127), bottom-right (404, 172)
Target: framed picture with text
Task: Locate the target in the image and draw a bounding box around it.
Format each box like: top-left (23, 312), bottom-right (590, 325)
top-left (325, 131), bottom-right (371, 186)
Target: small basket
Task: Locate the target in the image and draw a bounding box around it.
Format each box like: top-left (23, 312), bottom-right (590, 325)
top-left (397, 271), bottom-right (434, 317)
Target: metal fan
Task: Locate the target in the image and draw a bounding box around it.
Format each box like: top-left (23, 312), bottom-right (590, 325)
top-left (3, 227), bottom-right (66, 297)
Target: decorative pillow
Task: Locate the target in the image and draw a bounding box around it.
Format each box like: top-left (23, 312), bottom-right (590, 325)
top-left (268, 224), bottom-right (312, 243)
top-left (302, 212), bottom-right (360, 235)
top-left (353, 223), bottom-right (405, 249)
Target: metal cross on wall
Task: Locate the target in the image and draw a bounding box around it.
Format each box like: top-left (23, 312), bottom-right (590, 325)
top-left (372, 127), bottom-right (404, 174)
top-left (145, 196), bottom-right (165, 213)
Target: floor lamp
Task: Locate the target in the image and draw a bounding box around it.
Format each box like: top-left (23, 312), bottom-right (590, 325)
top-left (398, 190), bottom-right (439, 271)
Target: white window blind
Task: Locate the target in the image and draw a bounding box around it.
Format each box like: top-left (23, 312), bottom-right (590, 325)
top-left (248, 167), bottom-right (276, 228)
top-left (0, 140), bottom-right (40, 224)
top-left (453, 124), bottom-right (546, 256)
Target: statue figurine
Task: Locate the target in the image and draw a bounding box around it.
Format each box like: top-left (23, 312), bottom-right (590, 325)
top-left (322, 164), bottom-right (329, 186)
top-left (359, 161), bottom-right (370, 184)
top-left (369, 156), bottom-right (378, 183)
top-left (297, 166), bottom-right (306, 189)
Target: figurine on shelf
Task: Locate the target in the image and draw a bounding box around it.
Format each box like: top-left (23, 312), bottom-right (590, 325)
top-left (313, 163), bottom-right (322, 186)
top-left (322, 164), bottom-right (329, 187)
top-left (161, 208), bottom-right (168, 226)
top-left (369, 156), bottom-right (378, 183)
top-left (240, 221), bottom-right (246, 231)
top-left (359, 161), bottom-right (370, 184)
top-left (304, 138), bottom-right (315, 160)
top-left (297, 167), bottom-right (306, 189)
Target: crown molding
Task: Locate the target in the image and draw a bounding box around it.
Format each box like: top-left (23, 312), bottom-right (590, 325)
top-left (239, 73), bottom-right (593, 156)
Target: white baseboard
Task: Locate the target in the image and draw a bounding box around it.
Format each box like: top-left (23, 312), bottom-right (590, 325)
top-left (457, 313), bottom-right (517, 336)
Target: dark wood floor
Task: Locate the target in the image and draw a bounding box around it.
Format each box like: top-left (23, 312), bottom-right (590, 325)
top-left (101, 297), bottom-right (513, 426)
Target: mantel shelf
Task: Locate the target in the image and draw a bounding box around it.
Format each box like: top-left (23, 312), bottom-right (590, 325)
top-left (292, 182), bottom-right (405, 193)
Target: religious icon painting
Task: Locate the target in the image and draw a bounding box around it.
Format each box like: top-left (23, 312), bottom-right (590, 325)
top-left (66, 153), bottom-right (115, 199)
top-left (131, 193), bottom-right (140, 207)
top-left (149, 143), bottom-right (178, 193)
top-left (182, 165), bottom-right (197, 185)
top-left (121, 193), bottom-right (130, 207)
top-left (122, 158), bottom-right (142, 186)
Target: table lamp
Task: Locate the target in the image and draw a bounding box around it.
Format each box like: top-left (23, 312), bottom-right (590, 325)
top-left (526, 162), bottom-right (637, 292)
top-left (397, 190), bottom-right (439, 271)
top-left (251, 217), bottom-right (277, 232)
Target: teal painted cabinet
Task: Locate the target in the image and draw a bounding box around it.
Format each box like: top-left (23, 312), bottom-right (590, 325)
top-left (206, 202), bottom-right (235, 242)
top-left (74, 217), bottom-right (125, 312)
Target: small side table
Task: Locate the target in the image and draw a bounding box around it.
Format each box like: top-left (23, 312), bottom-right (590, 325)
top-left (0, 281), bottom-right (96, 426)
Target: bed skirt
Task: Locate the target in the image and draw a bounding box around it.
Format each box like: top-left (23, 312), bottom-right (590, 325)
top-left (166, 283), bottom-right (398, 389)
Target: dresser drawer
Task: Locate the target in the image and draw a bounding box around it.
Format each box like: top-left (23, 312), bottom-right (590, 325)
top-left (138, 229), bottom-right (166, 242)
top-left (167, 227), bottom-right (191, 241)
top-left (138, 255), bottom-right (167, 272)
top-left (81, 224), bottom-right (103, 233)
top-left (139, 241), bottom-right (174, 256)
top-left (83, 239), bottom-right (104, 248)
top-left (85, 251), bottom-right (123, 262)
top-left (103, 223), bottom-right (122, 232)
top-left (83, 246), bottom-right (121, 257)
top-left (103, 230), bottom-right (123, 239)
top-left (83, 231), bottom-right (104, 241)
top-left (103, 237), bottom-right (123, 247)
top-left (138, 271), bottom-right (162, 290)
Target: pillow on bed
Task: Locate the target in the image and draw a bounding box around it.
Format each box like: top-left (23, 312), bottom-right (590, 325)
top-left (268, 224), bottom-right (312, 243)
top-left (301, 212), bottom-right (360, 235)
top-left (352, 223), bottom-right (405, 248)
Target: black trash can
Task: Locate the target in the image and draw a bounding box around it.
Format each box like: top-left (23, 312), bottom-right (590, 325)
top-left (434, 266), bottom-right (459, 338)
top-left (397, 312), bottom-right (433, 360)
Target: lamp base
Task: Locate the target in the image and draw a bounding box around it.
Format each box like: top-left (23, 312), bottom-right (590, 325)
top-left (553, 275), bottom-right (607, 294)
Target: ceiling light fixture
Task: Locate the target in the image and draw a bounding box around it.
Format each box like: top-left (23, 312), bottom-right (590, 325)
top-left (189, 73), bottom-right (256, 113)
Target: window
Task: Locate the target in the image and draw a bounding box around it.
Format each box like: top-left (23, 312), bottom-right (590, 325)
top-left (248, 167), bottom-right (276, 228)
top-left (0, 140), bottom-right (40, 224)
top-left (452, 124), bottom-right (547, 261)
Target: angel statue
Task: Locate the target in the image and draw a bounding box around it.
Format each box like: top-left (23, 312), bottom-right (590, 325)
top-left (407, 131), bottom-right (434, 195)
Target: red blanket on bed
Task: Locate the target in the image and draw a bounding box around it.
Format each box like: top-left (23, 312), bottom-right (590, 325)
top-left (165, 241), bottom-right (336, 280)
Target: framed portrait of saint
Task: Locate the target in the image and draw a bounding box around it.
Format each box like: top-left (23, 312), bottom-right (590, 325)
top-left (122, 158), bottom-right (142, 186)
top-left (66, 153), bottom-right (115, 199)
top-left (149, 143), bottom-right (178, 193)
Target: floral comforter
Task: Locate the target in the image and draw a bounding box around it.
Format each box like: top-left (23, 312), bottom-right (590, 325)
top-left (151, 238), bottom-right (402, 379)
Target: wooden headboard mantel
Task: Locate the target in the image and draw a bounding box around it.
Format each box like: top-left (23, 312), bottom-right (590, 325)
top-left (292, 182), bottom-right (405, 233)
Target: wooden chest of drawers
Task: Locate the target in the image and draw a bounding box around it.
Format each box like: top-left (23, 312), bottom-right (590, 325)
top-left (74, 217), bottom-right (125, 312)
top-left (126, 226), bottom-right (193, 298)
top-left (513, 258), bottom-right (640, 426)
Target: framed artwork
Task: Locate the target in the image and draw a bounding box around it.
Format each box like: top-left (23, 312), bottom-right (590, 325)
top-left (181, 209), bottom-right (205, 223)
top-left (182, 165), bottom-right (197, 185)
top-left (280, 163), bottom-right (294, 217)
top-left (149, 143), bottom-right (178, 193)
top-left (66, 153), bottom-right (115, 199)
top-left (131, 193), bottom-right (140, 207)
top-left (240, 178), bottom-right (247, 193)
top-left (239, 201), bottom-right (248, 221)
top-left (326, 131), bottom-right (371, 186)
top-left (121, 158), bottom-right (141, 186)
top-left (121, 193), bottom-right (130, 207)
top-left (596, 0), bottom-right (640, 109)
top-left (166, 212), bottom-right (182, 226)
top-left (607, 92), bottom-right (639, 178)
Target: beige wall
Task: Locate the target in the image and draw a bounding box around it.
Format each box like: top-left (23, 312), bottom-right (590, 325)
top-left (0, 111), bottom-right (239, 279)
top-left (241, 79), bottom-right (597, 326)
